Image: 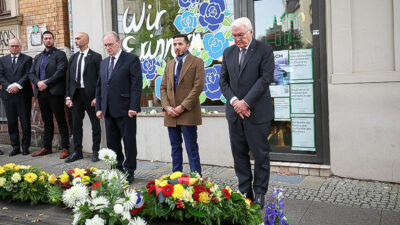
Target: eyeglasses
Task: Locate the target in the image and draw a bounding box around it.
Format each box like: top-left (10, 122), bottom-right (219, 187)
top-left (232, 30), bottom-right (249, 39)
top-left (104, 43), bottom-right (115, 48)
top-left (9, 45), bottom-right (20, 48)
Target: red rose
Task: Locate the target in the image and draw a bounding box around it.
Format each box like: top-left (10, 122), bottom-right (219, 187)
top-left (68, 169), bottom-right (75, 174)
top-left (91, 181), bottom-right (102, 190)
top-left (162, 184), bottom-right (174, 197)
top-left (222, 189), bottom-right (231, 200)
top-left (146, 180), bottom-right (155, 189)
top-left (147, 185), bottom-right (155, 195)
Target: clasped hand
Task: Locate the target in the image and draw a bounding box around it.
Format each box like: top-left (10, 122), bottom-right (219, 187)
top-left (232, 99), bottom-right (251, 119)
top-left (166, 106), bottom-right (184, 118)
top-left (37, 80), bottom-right (48, 91)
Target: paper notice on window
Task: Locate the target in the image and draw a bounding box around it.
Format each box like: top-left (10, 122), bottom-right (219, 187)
top-left (270, 85), bottom-right (289, 97)
top-left (290, 83), bottom-right (314, 114)
top-left (273, 50), bottom-right (290, 85)
top-left (289, 49), bottom-right (313, 80)
top-left (291, 117), bottom-right (315, 151)
top-left (274, 98), bottom-right (290, 121)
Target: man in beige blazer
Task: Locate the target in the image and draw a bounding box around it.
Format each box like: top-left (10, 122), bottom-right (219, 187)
top-left (160, 34), bottom-right (205, 176)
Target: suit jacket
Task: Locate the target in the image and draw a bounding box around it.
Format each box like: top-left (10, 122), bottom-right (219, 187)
top-left (29, 47), bottom-right (68, 97)
top-left (95, 50), bottom-right (142, 118)
top-left (66, 49), bottom-right (102, 100)
top-left (160, 53), bottom-right (205, 127)
top-left (0, 53), bottom-right (33, 99)
top-left (219, 39), bottom-right (274, 124)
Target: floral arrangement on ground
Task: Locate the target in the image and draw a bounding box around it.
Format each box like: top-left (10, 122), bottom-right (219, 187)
top-left (139, 171), bottom-right (263, 225)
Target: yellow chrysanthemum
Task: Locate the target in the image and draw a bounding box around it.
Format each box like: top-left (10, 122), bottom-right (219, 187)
top-left (155, 179), bottom-right (169, 187)
top-left (24, 172), bottom-right (38, 183)
top-left (4, 163), bottom-right (16, 170)
top-left (172, 184), bottom-right (184, 199)
top-left (0, 167), bottom-right (5, 175)
top-left (81, 176), bottom-right (90, 185)
top-left (225, 186), bottom-right (232, 194)
top-left (245, 198), bottom-right (251, 209)
top-left (206, 181), bottom-right (213, 187)
top-left (14, 165), bottom-right (20, 171)
top-left (189, 178), bottom-right (199, 186)
top-left (181, 189), bottom-right (194, 202)
top-left (160, 174), bottom-right (170, 181)
top-left (48, 174), bottom-right (56, 184)
top-left (72, 168), bottom-right (86, 178)
top-left (170, 171), bottom-right (183, 180)
top-left (39, 176), bottom-right (45, 182)
top-left (40, 171), bottom-right (49, 177)
top-left (90, 167), bottom-right (98, 172)
top-left (59, 171), bottom-right (69, 183)
top-left (198, 192), bottom-right (211, 204)
top-left (0, 177), bottom-right (6, 186)
top-left (11, 173), bottom-right (21, 183)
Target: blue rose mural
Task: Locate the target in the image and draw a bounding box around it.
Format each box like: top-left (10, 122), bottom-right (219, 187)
top-left (174, 11), bottom-right (198, 34)
top-left (203, 64), bottom-right (222, 100)
top-left (199, 0), bottom-right (226, 31)
top-left (203, 32), bottom-right (228, 59)
top-left (141, 58), bottom-right (160, 80)
top-left (179, 0), bottom-right (200, 8)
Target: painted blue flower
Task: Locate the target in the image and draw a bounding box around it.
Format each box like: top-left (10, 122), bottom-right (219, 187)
top-left (203, 64), bottom-right (222, 100)
top-left (179, 0), bottom-right (200, 8)
top-left (199, 0), bottom-right (225, 31)
top-left (174, 11), bottom-right (198, 34)
top-left (141, 58), bottom-right (160, 80)
top-left (203, 32), bottom-right (228, 59)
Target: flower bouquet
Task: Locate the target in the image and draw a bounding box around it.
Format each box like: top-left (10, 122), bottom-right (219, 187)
top-left (62, 148), bottom-right (147, 225)
top-left (264, 188), bottom-right (291, 225)
top-left (139, 172), bottom-right (263, 225)
top-left (0, 163), bottom-right (51, 204)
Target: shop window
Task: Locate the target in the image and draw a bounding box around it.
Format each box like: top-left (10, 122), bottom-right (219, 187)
top-left (0, 0), bottom-right (10, 16)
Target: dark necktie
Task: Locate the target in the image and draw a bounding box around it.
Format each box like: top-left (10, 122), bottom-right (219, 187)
top-left (76, 53), bottom-right (84, 87)
top-left (239, 48), bottom-right (246, 71)
top-left (12, 56), bottom-right (16, 70)
top-left (108, 56), bottom-right (115, 81)
top-left (174, 59), bottom-right (183, 92)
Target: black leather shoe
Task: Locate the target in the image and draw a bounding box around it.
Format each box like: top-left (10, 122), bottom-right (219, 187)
top-left (9, 149), bottom-right (21, 156)
top-left (65, 152), bottom-right (83, 163)
top-left (92, 151), bottom-right (99, 162)
top-left (0, 150), bottom-right (3, 155)
top-left (127, 173), bottom-right (135, 184)
top-left (254, 193), bottom-right (265, 207)
top-left (22, 149), bottom-right (30, 155)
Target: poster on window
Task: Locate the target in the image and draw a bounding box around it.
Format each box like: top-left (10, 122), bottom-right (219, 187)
top-left (274, 98), bottom-right (290, 121)
top-left (289, 49), bottom-right (313, 81)
top-left (290, 83), bottom-right (314, 115)
top-left (291, 117), bottom-right (315, 151)
top-left (273, 50), bottom-right (290, 85)
top-left (270, 85), bottom-right (289, 97)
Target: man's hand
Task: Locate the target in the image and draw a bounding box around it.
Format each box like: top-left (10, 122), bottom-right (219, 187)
top-left (128, 110), bottom-right (137, 118)
top-left (96, 110), bottom-right (103, 119)
top-left (66, 99), bottom-right (73, 108)
top-left (173, 105), bottom-right (185, 116)
top-left (233, 100), bottom-right (249, 114)
top-left (91, 98), bottom-right (96, 107)
top-left (8, 85), bottom-right (19, 94)
top-left (166, 106), bottom-right (179, 118)
top-left (37, 80), bottom-right (48, 91)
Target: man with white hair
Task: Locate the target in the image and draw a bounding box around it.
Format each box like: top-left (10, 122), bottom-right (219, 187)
top-left (219, 17), bottom-right (274, 207)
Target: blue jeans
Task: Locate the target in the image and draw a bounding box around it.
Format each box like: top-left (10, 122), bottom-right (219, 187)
top-left (168, 125), bottom-right (202, 175)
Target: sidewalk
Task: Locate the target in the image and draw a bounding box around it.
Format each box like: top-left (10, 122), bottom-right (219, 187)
top-left (0, 144), bottom-right (399, 225)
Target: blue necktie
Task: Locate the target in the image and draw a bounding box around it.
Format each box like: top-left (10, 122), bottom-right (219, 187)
top-left (174, 59), bottom-right (183, 92)
top-left (108, 56), bottom-right (115, 81)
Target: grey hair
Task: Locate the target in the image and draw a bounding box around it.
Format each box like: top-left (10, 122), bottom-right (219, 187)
top-left (103, 31), bottom-right (120, 42)
top-left (231, 17), bottom-right (253, 31)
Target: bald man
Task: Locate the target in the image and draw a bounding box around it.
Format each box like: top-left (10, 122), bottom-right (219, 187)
top-left (0, 38), bottom-right (33, 156)
top-left (65, 32), bottom-right (102, 163)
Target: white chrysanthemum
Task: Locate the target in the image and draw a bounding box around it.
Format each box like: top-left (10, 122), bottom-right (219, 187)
top-left (98, 148), bottom-right (117, 162)
top-left (19, 165), bottom-right (31, 170)
top-left (113, 204), bottom-right (124, 214)
top-left (91, 190), bottom-right (98, 198)
top-left (90, 196), bottom-right (110, 212)
top-left (11, 173), bottom-right (22, 183)
top-left (93, 169), bottom-right (104, 176)
top-left (85, 214), bottom-right (105, 225)
top-left (116, 198), bottom-right (125, 204)
top-left (123, 189), bottom-right (138, 210)
top-left (128, 217), bottom-right (147, 225)
top-left (209, 184), bottom-right (219, 193)
top-left (72, 212), bottom-right (82, 225)
top-left (72, 177), bottom-right (82, 185)
top-left (181, 189), bottom-right (194, 202)
top-left (0, 177), bottom-right (6, 186)
top-left (62, 183), bottom-right (89, 208)
top-left (122, 210), bottom-right (131, 221)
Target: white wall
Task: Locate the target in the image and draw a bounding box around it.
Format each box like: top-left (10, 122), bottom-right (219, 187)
top-left (326, 0), bottom-right (400, 182)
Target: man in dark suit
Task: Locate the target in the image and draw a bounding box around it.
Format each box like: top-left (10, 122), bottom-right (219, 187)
top-left (28, 30), bottom-right (70, 159)
top-left (0, 38), bottom-right (33, 156)
top-left (95, 32), bottom-right (142, 184)
top-left (219, 17), bottom-right (274, 207)
top-left (160, 34), bottom-right (205, 175)
top-left (65, 32), bottom-right (102, 163)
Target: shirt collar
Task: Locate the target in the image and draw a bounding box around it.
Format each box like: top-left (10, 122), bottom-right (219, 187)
top-left (175, 51), bottom-right (189, 62)
top-left (240, 38), bottom-right (253, 51)
top-left (79, 48), bottom-right (90, 56)
top-left (43, 47), bottom-right (55, 55)
top-left (112, 49), bottom-right (122, 61)
top-left (11, 53), bottom-right (20, 58)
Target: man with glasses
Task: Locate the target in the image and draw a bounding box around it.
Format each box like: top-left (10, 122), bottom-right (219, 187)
top-left (96, 31), bottom-right (142, 184)
top-left (219, 17), bottom-right (274, 207)
top-left (0, 38), bottom-right (33, 156)
top-left (28, 31), bottom-right (70, 159)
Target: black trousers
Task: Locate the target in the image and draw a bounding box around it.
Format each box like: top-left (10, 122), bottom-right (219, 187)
top-left (228, 118), bottom-right (271, 195)
top-left (105, 113), bottom-right (137, 174)
top-left (71, 89), bottom-right (101, 154)
top-left (37, 91), bottom-right (69, 150)
top-left (3, 95), bottom-right (31, 151)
